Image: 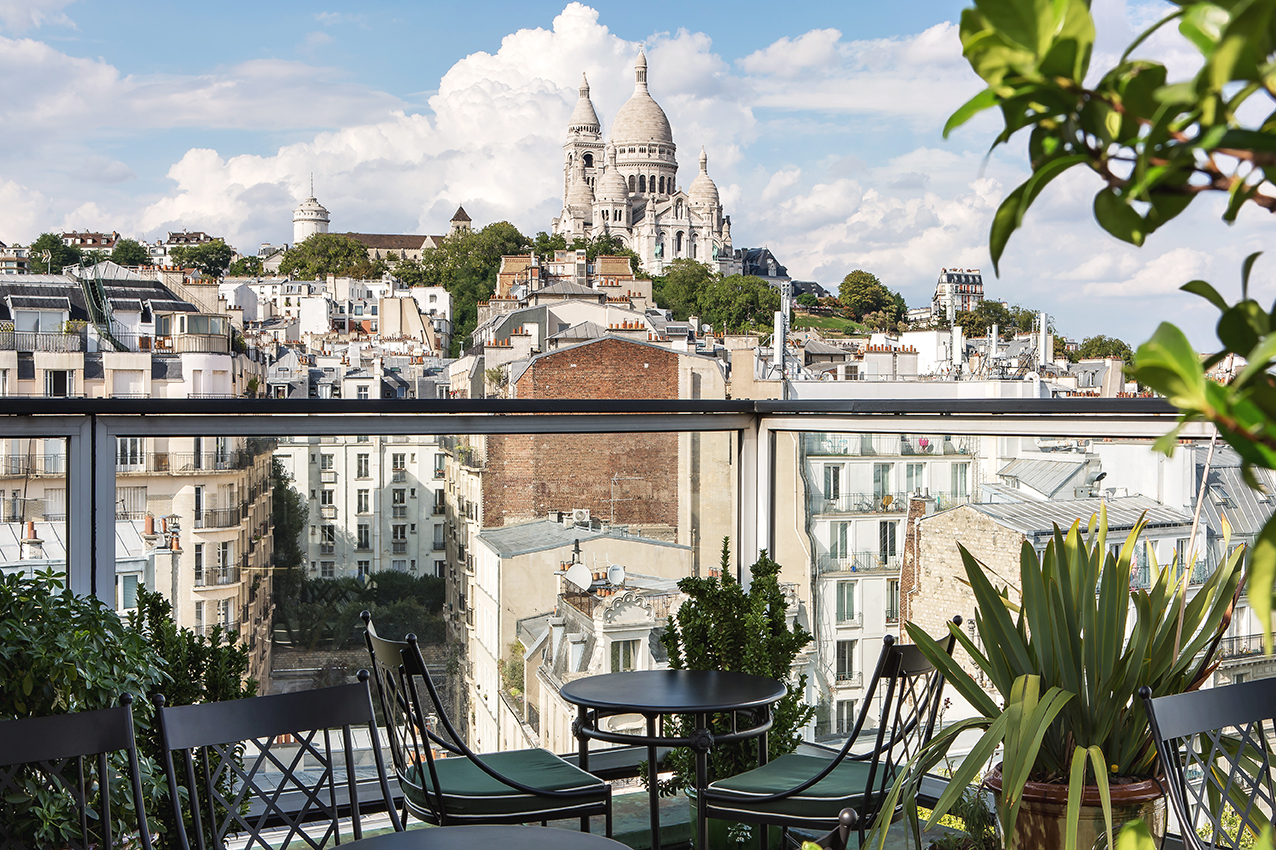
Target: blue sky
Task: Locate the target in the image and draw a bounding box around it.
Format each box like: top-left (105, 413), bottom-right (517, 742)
top-left (1, 0), bottom-right (1270, 347)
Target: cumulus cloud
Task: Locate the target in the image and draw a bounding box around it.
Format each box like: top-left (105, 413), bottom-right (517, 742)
top-left (0, 0), bottom-right (73, 32)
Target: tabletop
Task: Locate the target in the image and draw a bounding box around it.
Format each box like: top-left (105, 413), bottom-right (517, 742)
top-left (559, 669), bottom-right (786, 714)
top-left (346, 825), bottom-right (630, 849)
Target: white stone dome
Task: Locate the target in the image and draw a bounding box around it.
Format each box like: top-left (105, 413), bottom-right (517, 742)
top-left (688, 147), bottom-right (719, 208)
top-left (294, 196), bottom-right (329, 220)
top-left (567, 73), bottom-right (601, 136)
top-left (596, 147), bottom-right (630, 202)
top-left (567, 163), bottom-right (595, 210)
top-left (610, 52), bottom-right (673, 145)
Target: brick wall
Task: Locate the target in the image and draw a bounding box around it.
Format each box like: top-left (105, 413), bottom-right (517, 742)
top-left (485, 339), bottom-right (680, 528)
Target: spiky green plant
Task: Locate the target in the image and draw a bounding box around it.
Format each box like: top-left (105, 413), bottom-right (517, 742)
top-left (870, 509), bottom-right (1243, 850)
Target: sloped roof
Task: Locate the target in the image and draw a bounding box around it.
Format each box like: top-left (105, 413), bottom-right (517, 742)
top-left (451, 206), bottom-right (471, 222)
top-left (966, 496), bottom-right (1190, 539)
top-left (478, 520), bottom-right (604, 558)
top-left (998, 457), bottom-right (1089, 498)
top-left (549, 321), bottom-right (606, 341)
top-left (341, 233), bottom-right (431, 251)
top-left (1198, 447), bottom-right (1276, 538)
top-left (537, 281), bottom-right (599, 297)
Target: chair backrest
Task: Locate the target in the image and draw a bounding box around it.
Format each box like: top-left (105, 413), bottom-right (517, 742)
top-left (0, 694), bottom-right (152, 850)
top-left (155, 673), bottom-right (400, 850)
top-left (1142, 680), bottom-right (1276, 850)
top-left (361, 611), bottom-right (599, 825)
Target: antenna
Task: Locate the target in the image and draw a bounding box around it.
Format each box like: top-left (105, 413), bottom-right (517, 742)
top-left (565, 562), bottom-right (592, 591)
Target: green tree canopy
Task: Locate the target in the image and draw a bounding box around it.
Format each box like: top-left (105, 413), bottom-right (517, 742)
top-left (271, 457), bottom-right (307, 570)
top-left (28, 233), bottom-right (80, 274)
top-left (652, 258), bottom-right (715, 321)
top-left (393, 222), bottom-right (531, 355)
top-left (698, 274), bottom-right (782, 332)
top-left (531, 231), bottom-right (646, 276)
top-left (278, 233), bottom-right (371, 280)
top-left (838, 270), bottom-right (905, 323)
top-left (227, 255), bottom-right (263, 276)
top-left (1076, 334), bottom-right (1134, 362)
top-left (170, 239), bottom-right (234, 279)
top-left (109, 238), bottom-right (150, 267)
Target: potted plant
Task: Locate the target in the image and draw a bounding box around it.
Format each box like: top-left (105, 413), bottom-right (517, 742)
top-left (658, 540), bottom-right (816, 847)
top-left (871, 511), bottom-right (1243, 850)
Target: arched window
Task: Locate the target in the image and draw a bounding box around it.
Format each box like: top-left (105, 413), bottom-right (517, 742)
top-left (638, 175), bottom-right (646, 193)
top-left (675, 231), bottom-right (684, 254)
top-left (691, 238), bottom-right (697, 259)
top-left (602, 209), bottom-right (609, 221)
top-left (629, 175), bottom-right (636, 193)
top-left (583, 153), bottom-right (593, 168)
top-left (650, 175), bottom-right (656, 194)
top-left (658, 176), bottom-right (665, 194)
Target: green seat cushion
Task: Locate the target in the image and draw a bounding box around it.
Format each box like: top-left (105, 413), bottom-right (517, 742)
top-left (704, 753), bottom-right (891, 824)
top-left (400, 748), bottom-right (608, 820)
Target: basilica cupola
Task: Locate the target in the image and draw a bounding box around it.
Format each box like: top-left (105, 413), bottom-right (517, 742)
top-left (566, 161), bottom-right (595, 216)
top-left (688, 147), bottom-right (720, 210)
top-left (567, 73), bottom-right (601, 137)
top-left (611, 51), bottom-right (677, 200)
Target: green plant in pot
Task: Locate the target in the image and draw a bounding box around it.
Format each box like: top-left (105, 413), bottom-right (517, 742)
top-left (658, 540), bottom-right (816, 847)
top-left (870, 511), bottom-right (1243, 850)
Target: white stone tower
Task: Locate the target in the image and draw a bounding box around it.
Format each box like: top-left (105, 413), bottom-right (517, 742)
top-left (292, 176), bottom-right (330, 245)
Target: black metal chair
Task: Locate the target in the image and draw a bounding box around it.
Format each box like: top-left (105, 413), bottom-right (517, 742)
top-left (362, 611), bottom-right (612, 833)
top-left (1141, 679), bottom-right (1276, 850)
top-left (154, 672), bottom-right (401, 849)
top-left (702, 618), bottom-right (960, 850)
top-left (0, 694), bottom-right (153, 850)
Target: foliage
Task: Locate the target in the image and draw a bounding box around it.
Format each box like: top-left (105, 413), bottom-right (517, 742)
top-left (83, 249), bottom-right (109, 266)
top-left (0, 569), bottom-right (165, 846)
top-left (273, 571), bottom-right (445, 650)
top-left (699, 274), bottom-right (783, 332)
top-left (28, 232), bottom-right (81, 273)
top-left (946, 0), bottom-right (1276, 272)
top-left (227, 255), bottom-right (263, 276)
top-left (278, 233), bottom-right (372, 280)
top-left (531, 230), bottom-right (647, 276)
top-left (392, 221), bottom-right (531, 355)
top-left (796, 292), bottom-right (820, 308)
top-left (169, 239), bottom-right (234, 279)
top-left (871, 512), bottom-right (1244, 850)
top-left (499, 640), bottom-right (525, 697)
top-left (838, 270), bottom-right (904, 323)
top-left (1075, 334), bottom-right (1134, 362)
top-left (110, 238), bottom-right (150, 267)
top-left (652, 258), bottom-right (715, 321)
top-left (657, 541), bottom-right (816, 793)
top-left (270, 456), bottom-right (307, 569)
top-left (1128, 254), bottom-right (1276, 648)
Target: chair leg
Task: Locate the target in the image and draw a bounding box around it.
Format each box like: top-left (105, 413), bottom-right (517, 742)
top-left (605, 805), bottom-right (613, 837)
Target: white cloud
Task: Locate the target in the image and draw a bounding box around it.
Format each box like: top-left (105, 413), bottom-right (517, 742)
top-left (0, 0), bottom-right (73, 32)
top-left (0, 178), bottom-right (51, 240)
top-left (1081, 247), bottom-right (1214, 298)
top-left (70, 155), bottom-right (136, 184)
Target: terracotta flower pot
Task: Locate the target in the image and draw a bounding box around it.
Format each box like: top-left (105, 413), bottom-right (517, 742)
top-left (984, 764), bottom-right (1166, 850)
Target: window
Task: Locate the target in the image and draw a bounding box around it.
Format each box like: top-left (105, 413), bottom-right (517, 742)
top-left (905, 463), bottom-right (924, 493)
top-left (320, 525), bottom-right (335, 555)
top-left (836, 581), bottom-right (857, 623)
top-left (357, 489), bottom-right (370, 513)
top-left (357, 524), bottom-right (370, 550)
top-left (357, 560), bottom-right (370, 578)
top-left (357, 454), bottom-right (370, 478)
top-left (611, 639), bottom-right (639, 673)
top-left (218, 598), bottom-right (230, 626)
top-left (194, 543), bottom-right (204, 585)
top-left (393, 488), bottom-right (407, 518)
top-left (824, 464), bottom-right (841, 501)
top-left (194, 601), bottom-right (204, 631)
top-left (434, 454), bottom-right (446, 479)
top-left (321, 489), bottom-right (334, 505)
top-left (879, 521), bottom-right (898, 563)
top-left (46, 369), bottom-right (72, 397)
top-left (357, 385), bottom-right (370, 400)
top-left (433, 524), bottom-right (445, 550)
top-left (321, 561), bottom-right (335, 578)
top-left (320, 453), bottom-right (334, 470)
top-left (217, 540), bottom-right (232, 570)
top-left (392, 453), bottom-right (406, 481)
top-left (836, 699), bottom-right (857, 735)
top-left (951, 463), bottom-right (969, 497)
top-left (836, 640), bottom-right (858, 682)
top-left (831, 522), bottom-right (849, 560)
top-left (117, 437), bottom-right (143, 469)
top-left (434, 560), bottom-right (445, 577)
top-left (392, 524), bottom-right (407, 554)
top-left (873, 463), bottom-right (892, 500)
top-left (392, 560), bottom-right (407, 572)
top-left (433, 489), bottom-right (445, 515)
top-left (886, 579), bottom-right (900, 623)
top-left (357, 435), bottom-right (370, 443)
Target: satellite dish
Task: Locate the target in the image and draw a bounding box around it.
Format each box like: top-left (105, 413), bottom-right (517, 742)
top-left (701, 323), bottom-right (712, 334)
top-left (607, 564), bottom-right (626, 586)
top-left (565, 562), bottom-right (593, 591)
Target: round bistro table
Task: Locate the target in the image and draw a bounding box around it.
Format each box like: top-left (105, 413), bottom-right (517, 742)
top-left (560, 669), bottom-right (787, 850)
top-left (343, 824), bottom-right (630, 848)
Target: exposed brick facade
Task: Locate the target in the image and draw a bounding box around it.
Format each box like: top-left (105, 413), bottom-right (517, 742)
top-left (485, 338), bottom-right (680, 528)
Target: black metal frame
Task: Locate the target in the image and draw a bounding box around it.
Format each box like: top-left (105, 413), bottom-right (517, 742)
top-left (361, 612), bottom-right (612, 833)
top-left (0, 694), bottom-right (152, 850)
top-left (154, 672), bottom-right (400, 849)
top-left (703, 617), bottom-right (960, 850)
top-left (1142, 680), bottom-right (1276, 850)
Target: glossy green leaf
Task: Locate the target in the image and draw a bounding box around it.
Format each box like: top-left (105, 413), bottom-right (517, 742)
top-left (945, 88), bottom-right (999, 137)
top-left (1130, 322), bottom-right (1209, 409)
top-left (1242, 251), bottom-right (1263, 299)
top-left (1181, 279), bottom-right (1230, 311)
top-left (974, 0), bottom-right (1053, 55)
top-left (1093, 188), bottom-right (1147, 245)
top-left (990, 155), bottom-right (1088, 273)
top-left (1250, 516), bottom-right (1276, 656)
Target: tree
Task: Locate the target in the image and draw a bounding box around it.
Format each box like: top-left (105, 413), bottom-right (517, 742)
top-left (277, 233), bottom-right (370, 280)
top-left (796, 292), bottom-right (819, 308)
top-left (838, 270), bottom-right (905, 323)
top-left (947, 0), bottom-right (1276, 272)
top-left (532, 230), bottom-right (646, 276)
top-left (82, 249), bottom-right (109, 267)
top-left (1076, 335), bottom-right (1134, 362)
top-left (652, 258), bottom-right (715, 321)
top-left (226, 255), bottom-right (263, 276)
top-left (270, 457), bottom-right (306, 570)
top-left (110, 238), bottom-right (150, 267)
top-left (170, 239), bottom-right (233, 279)
top-left (697, 274), bottom-right (782, 332)
top-left (28, 233), bottom-right (80, 273)
top-left (394, 222), bottom-right (531, 356)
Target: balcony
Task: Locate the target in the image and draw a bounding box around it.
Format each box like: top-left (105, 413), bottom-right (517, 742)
top-left (806, 433), bottom-right (976, 457)
top-left (194, 566), bottom-right (239, 587)
top-left (835, 671), bottom-right (863, 688)
top-left (835, 612), bottom-right (863, 628)
top-left (433, 541), bottom-right (446, 551)
top-left (1217, 633), bottom-right (1266, 661)
top-left (0, 328), bottom-right (82, 352)
top-left (392, 470), bottom-right (407, 482)
top-left (432, 504), bottom-right (445, 515)
top-left (815, 492), bottom-right (909, 514)
top-left (198, 508), bottom-right (239, 529)
top-left (320, 505), bottom-right (337, 519)
top-left (1, 454), bottom-right (66, 476)
top-left (818, 552), bottom-right (902, 574)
